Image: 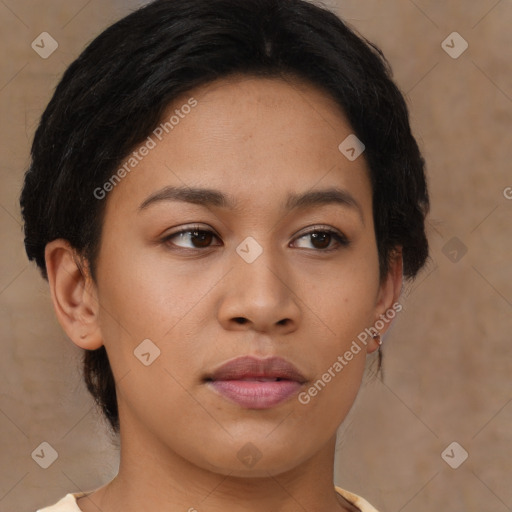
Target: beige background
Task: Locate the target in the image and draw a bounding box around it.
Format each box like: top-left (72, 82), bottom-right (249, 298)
top-left (1, 1), bottom-right (511, 511)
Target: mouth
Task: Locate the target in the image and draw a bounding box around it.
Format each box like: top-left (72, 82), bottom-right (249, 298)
top-left (204, 356), bottom-right (307, 409)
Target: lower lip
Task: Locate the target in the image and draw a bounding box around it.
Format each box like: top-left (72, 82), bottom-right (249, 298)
top-left (209, 380), bottom-right (302, 408)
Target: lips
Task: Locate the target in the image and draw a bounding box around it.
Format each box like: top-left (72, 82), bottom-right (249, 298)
top-left (205, 356), bottom-right (306, 409)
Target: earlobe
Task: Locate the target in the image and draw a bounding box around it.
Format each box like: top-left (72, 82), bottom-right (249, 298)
top-left (367, 248), bottom-right (403, 354)
top-left (45, 239), bottom-right (103, 350)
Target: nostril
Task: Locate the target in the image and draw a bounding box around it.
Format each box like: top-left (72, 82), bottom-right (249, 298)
top-left (233, 317), bottom-right (248, 324)
top-left (277, 318), bottom-right (289, 326)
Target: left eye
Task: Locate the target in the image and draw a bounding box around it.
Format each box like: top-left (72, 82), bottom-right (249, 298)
top-left (164, 228), bottom-right (221, 249)
top-left (293, 230), bottom-right (348, 250)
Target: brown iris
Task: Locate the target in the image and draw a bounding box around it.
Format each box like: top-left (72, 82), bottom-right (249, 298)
top-left (309, 232), bottom-right (332, 250)
top-left (189, 230), bottom-right (214, 248)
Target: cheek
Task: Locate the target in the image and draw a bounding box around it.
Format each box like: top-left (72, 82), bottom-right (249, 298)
top-left (298, 245), bottom-right (380, 333)
top-left (93, 240), bottom-right (236, 401)
top-left (293, 281), bottom-right (373, 428)
top-left (293, 244), bottom-right (379, 400)
top-left (93, 246), bottom-right (215, 421)
top-left (95, 239), bottom-right (209, 338)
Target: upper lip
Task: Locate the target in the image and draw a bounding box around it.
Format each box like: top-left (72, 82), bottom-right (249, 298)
top-left (206, 356), bottom-right (307, 383)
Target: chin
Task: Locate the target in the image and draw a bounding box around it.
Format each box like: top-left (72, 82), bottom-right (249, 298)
top-left (182, 437), bottom-right (317, 478)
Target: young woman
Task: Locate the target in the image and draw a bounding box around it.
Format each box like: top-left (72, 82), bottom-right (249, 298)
top-left (21, 0), bottom-right (429, 510)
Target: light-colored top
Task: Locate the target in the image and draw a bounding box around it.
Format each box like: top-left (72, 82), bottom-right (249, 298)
top-left (36, 486), bottom-right (379, 512)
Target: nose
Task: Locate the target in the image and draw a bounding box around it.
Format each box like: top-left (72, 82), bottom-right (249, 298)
top-left (217, 248), bottom-right (301, 335)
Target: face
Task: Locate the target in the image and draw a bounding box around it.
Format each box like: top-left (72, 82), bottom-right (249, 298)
top-left (78, 76), bottom-right (400, 476)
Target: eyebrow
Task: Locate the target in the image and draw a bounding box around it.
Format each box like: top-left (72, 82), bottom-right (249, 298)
top-left (285, 188), bottom-right (364, 224)
top-left (139, 185), bottom-right (364, 223)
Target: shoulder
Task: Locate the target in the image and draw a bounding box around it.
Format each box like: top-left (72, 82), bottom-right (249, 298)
top-left (36, 492), bottom-right (86, 512)
top-left (335, 486), bottom-right (381, 512)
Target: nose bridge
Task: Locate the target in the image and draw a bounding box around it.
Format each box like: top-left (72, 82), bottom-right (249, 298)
top-left (217, 237), bottom-right (300, 332)
top-left (234, 238), bottom-right (289, 304)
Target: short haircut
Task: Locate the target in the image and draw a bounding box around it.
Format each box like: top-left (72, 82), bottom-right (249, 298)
top-left (20, 0), bottom-right (430, 432)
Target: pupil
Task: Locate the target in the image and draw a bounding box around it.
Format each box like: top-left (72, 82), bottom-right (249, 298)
top-left (312, 232), bottom-right (330, 249)
top-left (192, 230), bottom-right (212, 247)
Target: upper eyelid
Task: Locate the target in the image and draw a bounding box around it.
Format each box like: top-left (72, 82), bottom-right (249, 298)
top-left (164, 224), bottom-right (221, 239)
top-left (294, 224), bottom-right (346, 237)
top-left (165, 224), bottom-right (345, 237)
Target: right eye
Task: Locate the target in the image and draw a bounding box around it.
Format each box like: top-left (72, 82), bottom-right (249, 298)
top-left (161, 226), bottom-right (222, 250)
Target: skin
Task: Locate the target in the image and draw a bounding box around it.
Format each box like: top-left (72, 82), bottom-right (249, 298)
top-left (45, 75), bottom-right (402, 512)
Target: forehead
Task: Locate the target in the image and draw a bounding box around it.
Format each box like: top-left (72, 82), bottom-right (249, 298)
top-left (103, 74), bottom-right (372, 215)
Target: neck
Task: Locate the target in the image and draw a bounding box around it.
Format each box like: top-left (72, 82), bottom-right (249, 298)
top-left (80, 420), bottom-right (353, 512)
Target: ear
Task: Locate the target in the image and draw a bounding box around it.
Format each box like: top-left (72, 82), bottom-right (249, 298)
top-left (367, 248), bottom-right (403, 354)
top-left (45, 239), bottom-right (103, 350)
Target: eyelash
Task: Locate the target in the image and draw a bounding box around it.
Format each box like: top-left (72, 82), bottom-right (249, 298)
top-left (161, 224), bottom-right (350, 253)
